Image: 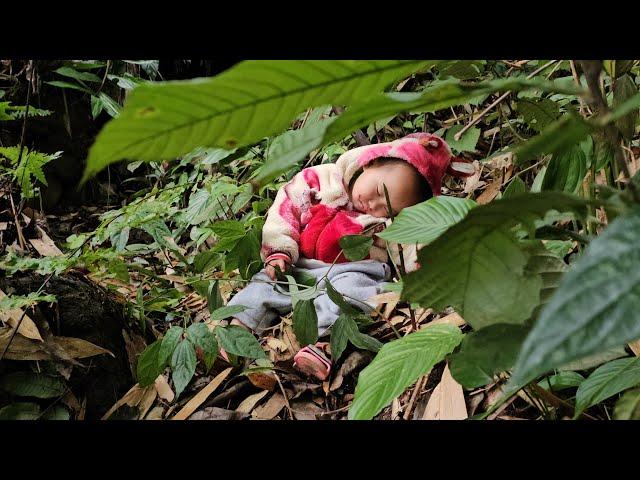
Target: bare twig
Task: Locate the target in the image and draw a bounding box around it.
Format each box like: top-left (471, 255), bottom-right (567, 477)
top-left (454, 60), bottom-right (558, 141)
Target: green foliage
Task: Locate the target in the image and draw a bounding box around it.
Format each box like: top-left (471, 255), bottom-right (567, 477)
top-left (445, 125), bottom-right (481, 153)
top-left (171, 339), bottom-right (197, 398)
top-left (339, 235), bottom-right (373, 261)
top-left (292, 299), bottom-right (319, 346)
top-left (378, 196), bottom-right (476, 245)
top-left (614, 388), bottom-right (640, 420)
top-left (0, 372), bottom-right (66, 399)
top-left (503, 177), bottom-right (527, 198)
top-left (541, 145), bottom-right (587, 194)
top-left (574, 357), bottom-right (640, 418)
top-left (613, 74), bottom-right (639, 140)
top-left (330, 314), bottom-right (382, 362)
top-left (0, 292), bottom-right (57, 310)
top-left (348, 324), bottom-right (463, 420)
top-left (137, 339), bottom-right (164, 386)
top-left (402, 193), bottom-right (589, 329)
top-left (448, 324), bottom-right (530, 389)
top-left (537, 372), bottom-right (585, 392)
top-left (215, 325), bottom-right (266, 359)
top-left (83, 60), bottom-right (431, 180)
top-left (187, 323), bottom-right (218, 370)
top-left (511, 207), bottom-right (640, 387)
top-left (516, 98), bottom-right (561, 132)
top-left (0, 147), bottom-right (62, 198)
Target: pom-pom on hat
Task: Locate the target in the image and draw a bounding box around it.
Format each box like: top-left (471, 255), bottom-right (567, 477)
top-left (335, 132), bottom-right (474, 196)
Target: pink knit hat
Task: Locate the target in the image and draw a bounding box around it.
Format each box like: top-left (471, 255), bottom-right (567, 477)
top-left (337, 132), bottom-right (474, 196)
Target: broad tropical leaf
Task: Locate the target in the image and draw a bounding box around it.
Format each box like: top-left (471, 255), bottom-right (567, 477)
top-left (83, 60), bottom-right (432, 180)
top-left (378, 196), bottom-right (476, 245)
top-left (349, 324), bottom-right (462, 420)
top-left (614, 387), bottom-right (640, 420)
top-left (0, 372), bottom-right (66, 399)
top-left (292, 299), bottom-right (319, 346)
top-left (574, 357), bottom-right (640, 418)
top-left (511, 207), bottom-right (640, 386)
top-left (171, 340), bottom-right (197, 398)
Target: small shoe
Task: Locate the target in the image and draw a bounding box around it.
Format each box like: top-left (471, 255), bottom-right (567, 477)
top-left (293, 344), bottom-right (332, 381)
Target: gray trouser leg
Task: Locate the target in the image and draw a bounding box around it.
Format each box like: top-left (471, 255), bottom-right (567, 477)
top-left (226, 270), bottom-right (293, 334)
top-left (227, 259), bottom-right (391, 338)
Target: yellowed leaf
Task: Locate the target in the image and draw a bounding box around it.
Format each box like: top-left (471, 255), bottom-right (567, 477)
top-left (0, 289), bottom-right (44, 341)
top-left (154, 374), bottom-right (175, 402)
top-left (172, 367), bottom-right (232, 420)
top-left (629, 339), bottom-right (640, 357)
top-left (423, 364), bottom-right (468, 420)
top-left (252, 392), bottom-right (286, 420)
top-left (28, 225), bottom-right (63, 257)
top-left (53, 336), bottom-right (114, 359)
top-left (366, 292), bottom-right (400, 308)
top-left (236, 390), bottom-right (269, 414)
top-left (145, 406), bottom-right (165, 420)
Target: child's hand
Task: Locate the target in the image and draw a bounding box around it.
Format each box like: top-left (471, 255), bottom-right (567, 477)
top-left (265, 258), bottom-right (289, 281)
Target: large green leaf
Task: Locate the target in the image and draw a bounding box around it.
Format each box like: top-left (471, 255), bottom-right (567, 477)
top-left (171, 340), bottom-right (197, 398)
top-left (537, 371), bottom-right (585, 392)
top-left (292, 299), bottom-right (319, 346)
top-left (614, 387), bottom-right (640, 420)
top-left (215, 325), bottom-right (266, 359)
top-left (445, 125), bottom-right (481, 153)
top-left (574, 357), bottom-right (640, 418)
top-left (83, 60), bottom-right (430, 180)
top-left (511, 206), bottom-right (640, 386)
top-left (158, 326), bottom-right (184, 367)
top-left (137, 339), bottom-right (164, 386)
top-left (513, 115), bottom-right (592, 165)
top-left (348, 324), bottom-right (463, 420)
top-left (339, 235), bottom-right (373, 261)
top-left (402, 193), bottom-right (589, 329)
top-left (516, 98), bottom-right (560, 132)
top-left (448, 324), bottom-right (530, 389)
top-left (542, 145), bottom-right (587, 194)
top-left (0, 372), bottom-right (66, 399)
top-left (186, 323), bottom-right (218, 370)
top-left (378, 196), bottom-right (476, 245)
top-left (0, 402), bottom-right (41, 420)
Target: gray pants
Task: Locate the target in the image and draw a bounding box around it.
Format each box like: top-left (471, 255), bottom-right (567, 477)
top-left (227, 258), bottom-right (391, 338)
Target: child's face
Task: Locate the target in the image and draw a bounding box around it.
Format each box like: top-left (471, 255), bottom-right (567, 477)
top-left (349, 160), bottom-right (423, 217)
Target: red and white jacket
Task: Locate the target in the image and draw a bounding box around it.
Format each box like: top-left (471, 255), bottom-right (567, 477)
top-left (260, 133), bottom-right (472, 273)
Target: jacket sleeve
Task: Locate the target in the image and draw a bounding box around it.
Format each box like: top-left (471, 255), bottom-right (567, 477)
top-left (260, 181), bottom-right (303, 265)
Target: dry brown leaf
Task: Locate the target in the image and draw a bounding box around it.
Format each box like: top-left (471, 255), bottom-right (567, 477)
top-left (145, 406), bottom-right (165, 420)
top-left (484, 152), bottom-right (513, 170)
top-left (0, 288), bottom-right (44, 341)
top-left (236, 390), bottom-right (269, 413)
top-left (423, 364), bottom-right (468, 420)
top-left (0, 327), bottom-right (112, 361)
top-left (252, 392), bottom-right (286, 420)
top-left (247, 371), bottom-right (277, 391)
top-left (391, 398), bottom-right (402, 420)
top-left (366, 292), bottom-right (400, 308)
top-left (154, 374), bottom-right (175, 402)
top-left (628, 339), bottom-right (640, 356)
top-left (122, 329), bottom-right (147, 378)
top-left (290, 400), bottom-right (325, 420)
top-left (102, 383), bottom-right (156, 420)
top-left (424, 312), bottom-right (466, 329)
top-left (172, 367), bottom-right (232, 420)
top-left (28, 226), bottom-right (63, 256)
top-left (463, 160), bottom-right (483, 193)
top-left (138, 386), bottom-right (158, 419)
top-left (266, 337), bottom-right (288, 353)
top-left (476, 177), bottom-right (503, 205)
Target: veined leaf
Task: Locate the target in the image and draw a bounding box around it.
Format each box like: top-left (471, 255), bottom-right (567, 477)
top-left (339, 235), bottom-right (373, 261)
top-left (503, 176), bottom-right (526, 198)
top-left (542, 145), bottom-right (587, 194)
top-left (158, 326), bottom-right (184, 367)
top-left (292, 299), bottom-right (319, 346)
top-left (186, 323), bottom-right (218, 370)
top-left (445, 125), bottom-right (481, 153)
top-left (0, 372), bottom-right (66, 399)
top-left (171, 340), bottom-right (197, 398)
top-left (137, 339), bottom-right (164, 386)
top-left (55, 66), bottom-right (101, 83)
top-left (513, 115), bottom-right (592, 165)
top-left (511, 206), bottom-right (640, 387)
top-left (402, 193), bottom-right (589, 329)
top-left (614, 387), bottom-right (640, 420)
top-left (448, 324), bottom-right (530, 389)
top-left (516, 98), bottom-right (560, 132)
top-left (349, 324), bottom-right (462, 420)
top-left (537, 372), bottom-right (585, 392)
top-left (378, 196), bottom-right (476, 245)
top-left (215, 325), bottom-right (266, 359)
top-left (83, 60), bottom-right (431, 180)
top-left (574, 357), bottom-right (640, 418)
top-left (210, 305), bottom-right (247, 321)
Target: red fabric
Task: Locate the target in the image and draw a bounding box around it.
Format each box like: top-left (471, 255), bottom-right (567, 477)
top-left (299, 204), bottom-right (365, 263)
